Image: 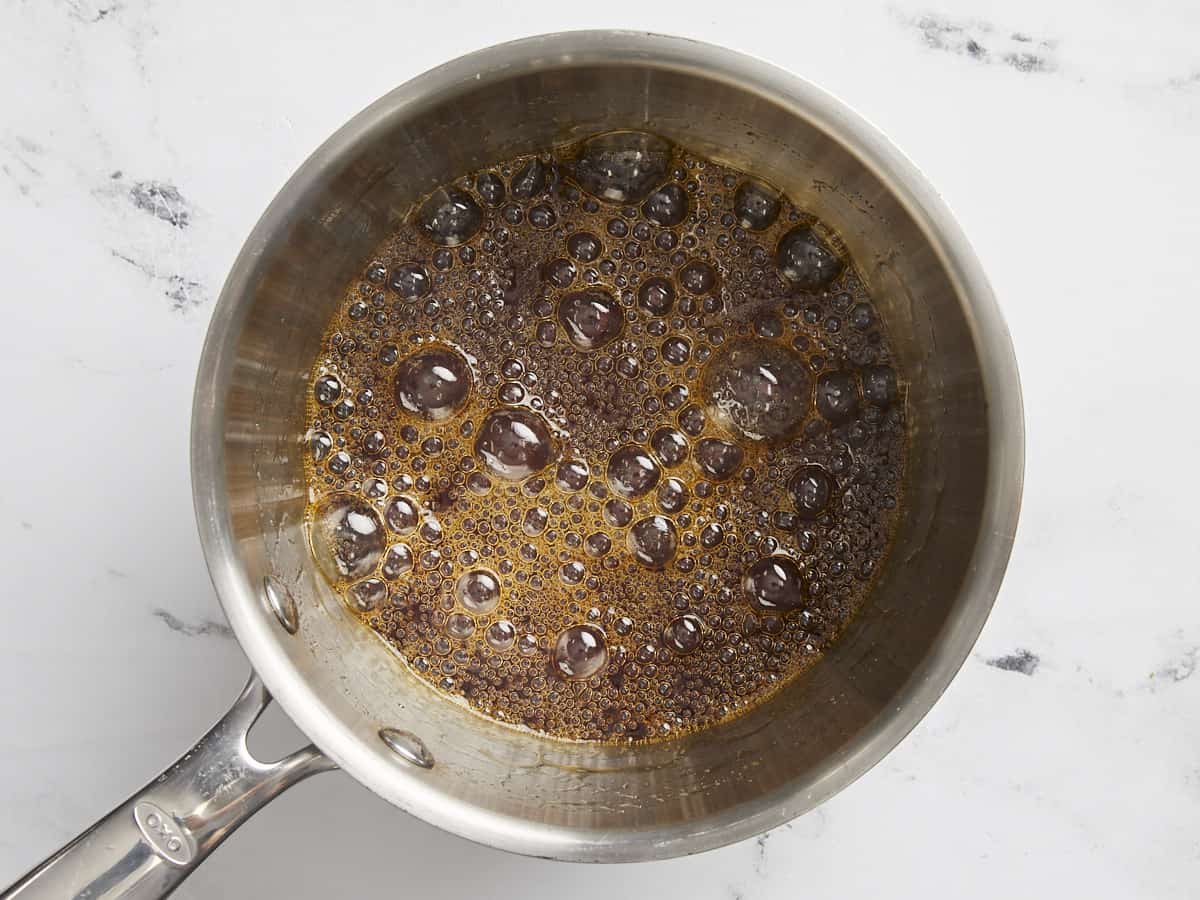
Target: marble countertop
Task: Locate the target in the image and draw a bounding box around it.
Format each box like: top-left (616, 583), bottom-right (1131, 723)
top-left (2, 1), bottom-right (1198, 897)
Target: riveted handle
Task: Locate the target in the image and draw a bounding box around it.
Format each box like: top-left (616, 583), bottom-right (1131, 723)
top-left (0, 673), bottom-right (336, 900)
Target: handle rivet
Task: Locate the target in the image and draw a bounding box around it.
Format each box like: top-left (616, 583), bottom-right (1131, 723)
top-left (379, 728), bottom-right (434, 769)
top-left (263, 576), bottom-right (299, 634)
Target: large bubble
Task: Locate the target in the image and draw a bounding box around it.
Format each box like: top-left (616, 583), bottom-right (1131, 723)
top-left (814, 371), bottom-right (860, 423)
top-left (607, 445), bottom-right (661, 499)
top-left (789, 464), bottom-right (834, 519)
top-left (557, 290), bottom-right (623, 350)
top-left (569, 131), bottom-right (673, 203)
top-left (394, 346), bottom-right (472, 421)
top-left (552, 624), bottom-right (609, 680)
top-left (641, 183), bottom-right (689, 226)
top-left (733, 180), bottom-right (781, 231)
top-left (456, 569), bottom-right (501, 614)
top-left (627, 515), bottom-right (678, 569)
top-left (701, 339), bottom-right (811, 442)
top-left (310, 494), bottom-right (385, 583)
top-left (416, 186), bottom-right (483, 246)
top-left (742, 556), bottom-right (807, 613)
top-left (474, 409), bottom-right (554, 481)
top-left (694, 437), bottom-right (744, 481)
top-left (776, 226), bottom-right (842, 289)
top-left (637, 276), bottom-right (676, 316)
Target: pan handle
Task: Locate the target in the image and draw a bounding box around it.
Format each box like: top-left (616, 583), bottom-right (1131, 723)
top-left (0, 672), bottom-right (336, 900)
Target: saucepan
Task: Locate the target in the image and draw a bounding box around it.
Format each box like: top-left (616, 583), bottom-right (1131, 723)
top-left (1, 30), bottom-right (1023, 899)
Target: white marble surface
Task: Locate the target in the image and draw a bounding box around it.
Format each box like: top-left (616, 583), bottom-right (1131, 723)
top-left (1, 1), bottom-right (1198, 897)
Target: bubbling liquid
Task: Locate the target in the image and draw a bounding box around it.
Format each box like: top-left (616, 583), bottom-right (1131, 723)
top-left (303, 133), bottom-right (906, 742)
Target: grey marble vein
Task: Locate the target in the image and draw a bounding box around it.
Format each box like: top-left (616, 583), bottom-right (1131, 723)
top-left (986, 649), bottom-right (1040, 675)
top-left (896, 11), bottom-right (1058, 73)
top-left (152, 608), bottom-right (234, 639)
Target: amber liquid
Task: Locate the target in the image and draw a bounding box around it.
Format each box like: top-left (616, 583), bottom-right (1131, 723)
top-left (302, 134), bottom-right (905, 742)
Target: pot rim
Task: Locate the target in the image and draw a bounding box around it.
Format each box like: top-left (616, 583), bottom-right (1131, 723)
top-left (191, 29), bottom-right (1024, 862)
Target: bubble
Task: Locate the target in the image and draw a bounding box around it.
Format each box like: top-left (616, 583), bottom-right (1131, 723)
top-left (733, 180), bottom-right (781, 231)
top-left (510, 157), bottom-right (548, 200)
top-left (467, 472), bottom-right (491, 495)
top-left (523, 506), bottom-right (549, 535)
top-left (701, 339), bottom-right (811, 442)
top-left (418, 519), bottom-right (443, 543)
top-left (314, 374), bottom-right (341, 406)
top-left (661, 336), bottom-right (691, 366)
top-left (656, 477), bottom-right (688, 514)
top-left (861, 365), bottom-right (897, 407)
top-left (678, 260), bottom-right (717, 295)
top-left (394, 346), bottom-right (472, 421)
top-left (555, 458), bottom-right (590, 492)
top-left (567, 231), bottom-right (603, 262)
top-left (814, 371), bottom-right (860, 423)
top-left (570, 131), bottom-right (672, 203)
top-left (662, 614), bottom-right (703, 654)
top-left (499, 382), bottom-right (525, 404)
top-left (364, 478), bottom-right (388, 499)
top-left (789, 464), bottom-right (834, 519)
top-left (362, 430), bottom-right (386, 455)
top-left (486, 619), bottom-right (517, 651)
top-left (754, 315), bottom-right (782, 338)
top-left (446, 612), bottom-right (475, 639)
top-left (616, 354), bottom-right (640, 378)
top-left (383, 495), bottom-right (419, 534)
top-left (603, 497), bottom-right (633, 527)
top-left (585, 532), bottom-right (612, 557)
top-left (389, 263), bottom-right (431, 299)
top-left (561, 561), bottom-right (585, 584)
top-left (557, 290), bottom-right (623, 350)
top-left (535, 321), bottom-right (557, 346)
top-left (348, 578), bottom-right (387, 612)
top-left (310, 430), bottom-right (333, 461)
top-left (649, 427), bottom-right (689, 468)
top-left (552, 624), bottom-right (609, 681)
top-left (700, 522), bottom-right (724, 548)
top-left (541, 257), bottom-right (577, 289)
top-left (328, 451), bottom-right (351, 474)
top-left (518, 633), bottom-right (539, 656)
top-left (456, 569), bottom-right (500, 614)
top-left (474, 409), bottom-right (554, 481)
top-left (679, 404), bottom-right (707, 436)
top-left (694, 437), bottom-right (744, 481)
top-left (637, 276), bottom-right (676, 316)
top-left (607, 445), bottom-right (661, 499)
top-left (627, 515), bottom-right (679, 569)
top-left (529, 203), bottom-right (557, 229)
top-left (310, 495), bottom-right (385, 583)
top-left (742, 556), bottom-right (806, 612)
top-left (776, 226), bottom-right (842, 289)
top-left (475, 172), bottom-right (505, 206)
top-left (641, 183), bottom-right (689, 226)
top-left (416, 186), bottom-right (483, 246)
top-left (381, 543), bottom-right (414, 580)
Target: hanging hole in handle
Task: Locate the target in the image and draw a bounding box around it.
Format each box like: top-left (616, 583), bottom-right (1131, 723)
top-left (245, 695), bottom-right (316, 763)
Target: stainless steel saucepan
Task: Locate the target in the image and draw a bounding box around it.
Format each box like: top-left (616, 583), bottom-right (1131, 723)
top-left (1, 30), bottom-right (1023, 899)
